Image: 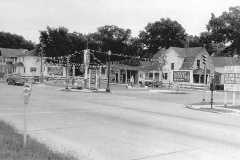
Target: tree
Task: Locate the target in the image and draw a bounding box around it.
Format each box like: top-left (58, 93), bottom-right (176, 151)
top-left (187, 35), bottom-right (202, 47)
top-left (139, 18), bottom-right (187, 58)
top-left (96, 25), bottom-right (132, 56)
top-left (38, 26), bottom-right (72, 57)
top-left (0, 31), bottom-right (35, 50)
top-left (202, 6), bottom-right (240, 55)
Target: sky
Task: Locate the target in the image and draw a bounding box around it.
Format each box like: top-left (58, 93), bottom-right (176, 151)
top-left (0, 0), bottom-right (239, 44)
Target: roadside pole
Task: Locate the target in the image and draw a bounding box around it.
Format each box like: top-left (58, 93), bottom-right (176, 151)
top-left (203, 65), bottom-right (207, 102)
top-left (224, 91), bottom-right (227, 106)
top-left (22, 83), bottom-right (32, 148)
top-left (202, 55), bottom-right (207, 102)
top-left (89, 69), bottom-right (91, 89)
top-left (210, 77), bottom-right (214, 108)
top-left (24, 101), bottom-right (28, 147)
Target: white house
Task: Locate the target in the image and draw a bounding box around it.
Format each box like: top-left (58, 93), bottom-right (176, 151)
top-left (0, 48), bottom-right (28, 77)
top-left (161, 47), bottom-right (215, 84)
top-left (14, 49), bottom-right (45, 78)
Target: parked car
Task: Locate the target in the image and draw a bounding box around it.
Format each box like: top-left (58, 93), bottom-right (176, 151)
top-left (144, 80), bottom-right (163, 87)
top-left (6, 73), bottom-right (27, 85)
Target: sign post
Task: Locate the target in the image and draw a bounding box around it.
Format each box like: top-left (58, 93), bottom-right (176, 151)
top-left (22, 83), bottom-right (32, 148)
top-left (84, 50), bottom-right (90, 89)
top-left (202, 55), bottom-right (207, 102)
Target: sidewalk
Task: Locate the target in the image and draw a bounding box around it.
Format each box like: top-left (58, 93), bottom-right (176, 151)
top-left (187, 102), bottom-right (240, 116)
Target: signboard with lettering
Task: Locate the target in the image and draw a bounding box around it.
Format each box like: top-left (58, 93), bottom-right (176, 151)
top-left (173, 71), bottom-right (190, 82)
top-left (90, 70), bottom-right (99, 84)
top-left (224, 66), bottom-right (240, 91)
top-left (47, 66), bottom-right (63, 75)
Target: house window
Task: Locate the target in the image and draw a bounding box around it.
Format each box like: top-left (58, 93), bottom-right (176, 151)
top-left (162, 73), bottom-right (168, 80)
top-left (149, 73), bottom-right (153, 78)
top-left (30, 67), bottom-right (36, 72)
top-left (197, 60), bottom-right (200, 68)
top-left (171, 63), bottom-right (174, 70)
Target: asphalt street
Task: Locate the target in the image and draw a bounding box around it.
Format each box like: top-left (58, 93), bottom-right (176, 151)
top-left (0, 82), bottom-right (240, 160)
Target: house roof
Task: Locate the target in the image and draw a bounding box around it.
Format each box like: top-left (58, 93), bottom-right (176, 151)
top-left (212, 57), bottom-right (240, 67)
top-left (152, 48), bottom-right (166, 59)
top-left (0, 48), bottom-right (28, 57)
top-left (17, 49), bottom-right (38, 57)
top-left (180, 57), bottom-right (195, 70)
top-left (171, 47), bottom-right (203, 58)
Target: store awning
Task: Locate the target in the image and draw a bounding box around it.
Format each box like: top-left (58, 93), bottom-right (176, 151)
top-left (12, 62), bottom-right (24, 67)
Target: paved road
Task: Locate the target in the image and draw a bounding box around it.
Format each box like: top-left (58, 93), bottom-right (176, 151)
top-left (0, 82), bottom-right (240, 160)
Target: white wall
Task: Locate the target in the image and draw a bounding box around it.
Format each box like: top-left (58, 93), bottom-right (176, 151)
top-left (162, 48), bottom-right (184, 82)
top-left (16, 56), bottom-right (41, 77)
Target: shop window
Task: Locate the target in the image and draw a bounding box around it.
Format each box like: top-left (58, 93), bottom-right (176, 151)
top-left (171, 63), bottom-right (174, 70)
top-left (163, 73), bottom-right (168, 80)
top-left (149, 73), bottom-right (153, 78)
top-left (30, 67), bottom-right (36, 72)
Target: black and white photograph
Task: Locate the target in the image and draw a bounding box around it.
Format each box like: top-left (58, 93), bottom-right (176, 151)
top-left (0, 0), bottom-right (240, 159)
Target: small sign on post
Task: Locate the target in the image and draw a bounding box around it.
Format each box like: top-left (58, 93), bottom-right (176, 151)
top-left (22, 83), bottom-right (32, 147)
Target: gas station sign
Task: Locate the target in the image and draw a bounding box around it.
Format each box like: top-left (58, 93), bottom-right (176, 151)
top-left (224, 66), bottom-right (240, 91)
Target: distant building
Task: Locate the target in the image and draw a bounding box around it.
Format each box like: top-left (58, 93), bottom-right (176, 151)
top-left (212, 57), bottom-right (240, 84)
top-left (0, 48), bottom-right (28, 77)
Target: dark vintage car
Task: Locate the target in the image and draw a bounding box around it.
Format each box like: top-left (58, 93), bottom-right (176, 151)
top-left (6, 73), bottom-right (27, 85)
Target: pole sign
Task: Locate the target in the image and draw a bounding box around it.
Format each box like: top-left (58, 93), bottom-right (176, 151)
top-left (173, 71), bottom-right (190, 82)
top-left (90, 70), bottom-right (100, 84)
top-left (84, 50), bottom-right (90, 66)
top-left (224, 66), bottom-right (240, 91)
top-left (91, 70), bottom-right (96, 84)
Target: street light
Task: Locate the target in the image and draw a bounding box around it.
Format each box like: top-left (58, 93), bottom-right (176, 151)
top-left (106, 50), bottom-right (111, 92)
top-left (39, 44), bottom-right (45, 84)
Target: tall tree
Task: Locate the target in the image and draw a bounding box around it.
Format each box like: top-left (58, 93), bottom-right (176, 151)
top-left (0, 31), bottom-right (35, 50)
top-left (187, 35), bottom-right (202, 47)
top-left (38, 26), bottom-right (72, 57)
top-left (139, 18), bottom-right (187, 58)
top-left (201, 6), bottom-right (240, 56)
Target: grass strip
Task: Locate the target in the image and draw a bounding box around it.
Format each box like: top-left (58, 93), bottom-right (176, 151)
top-left (0, 120), bottom-right (78, 160)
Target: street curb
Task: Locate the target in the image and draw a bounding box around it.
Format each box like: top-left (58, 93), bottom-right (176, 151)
top-left (186, 105), bottom-right (220, 114)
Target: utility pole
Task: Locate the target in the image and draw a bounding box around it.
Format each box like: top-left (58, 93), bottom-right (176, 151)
top-left (202, 55), bottom-right (207, 102)
top-left (66, 56), bottom-right (70, 89)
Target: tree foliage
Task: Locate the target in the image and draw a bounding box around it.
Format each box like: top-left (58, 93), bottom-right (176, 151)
top-left (201, 6), bottom-right (240, 55)
top-left (38, 26), bottom-right (73, 57)
top-left (139, 18), bottom-right (187, 58)
top-left (0, 31), bottom-right (35, 50)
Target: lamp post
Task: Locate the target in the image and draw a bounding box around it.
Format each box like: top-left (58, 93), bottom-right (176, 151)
top-left (84, 38), bottom-right (90, 89)
top-left (106, 50), bottom-right (111, 92)
top-left (39, 45), bottom-right (44, 84)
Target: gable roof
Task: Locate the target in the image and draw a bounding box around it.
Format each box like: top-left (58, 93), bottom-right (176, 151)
top-left (17, 49), bottom-right (38, 57)
top-left (212, 57), bottom-right (240, 67)
top-left (0, 48), bottom-right (28, 57)
top-left (152, 48), bottom-right (166, 59)
top-left (171, 47), bottom-right (203, 58)
top-left (180, 57), bottom-right (195, 70)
